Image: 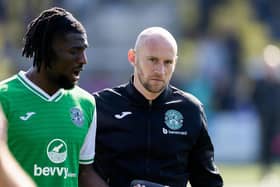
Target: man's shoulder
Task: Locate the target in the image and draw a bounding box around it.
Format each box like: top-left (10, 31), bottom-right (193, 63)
top-left (69, 86), bottom-right (95, 103)
top-left (0, 75), bottom-right (20, 93)
top-left (93, 83), bottom-right (126, 99)
top-left (0, 74), bottom-right (18, 85)
top-left (170, 85), bottom-right (203, 107)
top-left (0, 75), bottom-right (22, 112)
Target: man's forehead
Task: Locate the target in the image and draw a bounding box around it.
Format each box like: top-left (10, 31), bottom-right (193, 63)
top-left (143, 35), bottom-right (170, 46)
top-left (55, 32), bottom-right (88, 46)
top-left (65, 32), bottom-right (87, 40)
top-left (138, 34), bottom-right (176, 51)
top-left (139, 36), bottom-right (175, 53)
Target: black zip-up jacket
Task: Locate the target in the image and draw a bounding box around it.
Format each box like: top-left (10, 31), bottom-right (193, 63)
top-left (93, 78), bottom-right (223, 187)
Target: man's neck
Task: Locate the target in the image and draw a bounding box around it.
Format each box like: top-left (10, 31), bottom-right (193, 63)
top-left (25, 68), bottom-right (60, 96)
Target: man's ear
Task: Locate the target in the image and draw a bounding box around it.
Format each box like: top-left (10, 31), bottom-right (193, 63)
top-left (128, 49), bottom-right (136, 65)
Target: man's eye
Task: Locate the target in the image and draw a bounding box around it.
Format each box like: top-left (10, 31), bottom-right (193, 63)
top-left (165, 60), bottom-right (173, 65)
top-left (149, 58), bottom-right (157, 62)
top-left (69, 50), bottom-right (78, 55)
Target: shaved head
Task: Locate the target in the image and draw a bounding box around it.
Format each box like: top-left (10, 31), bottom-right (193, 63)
top-left (134, 27), bottom-right (178, 55)
top-left (128, 27), bottom-right (178, 100)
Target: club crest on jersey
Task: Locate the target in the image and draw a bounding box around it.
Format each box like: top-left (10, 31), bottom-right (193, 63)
top-left (46, 139), bottom-right (67, 163)
top-left (164, 109), bottom-right (183, 130)
top-left (70, 107), bottom-right (84, 127)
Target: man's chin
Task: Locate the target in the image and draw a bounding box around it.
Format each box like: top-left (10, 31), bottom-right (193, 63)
top-left (147, 86), bottom-right (165, 94)
top-left (63, 85), bottom-right (75, 90)
top-left (61, 82), bottom-right (76, 90)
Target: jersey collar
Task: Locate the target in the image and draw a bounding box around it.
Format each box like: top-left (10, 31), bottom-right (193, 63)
top-left (17, 71), bottom-right (64, 102)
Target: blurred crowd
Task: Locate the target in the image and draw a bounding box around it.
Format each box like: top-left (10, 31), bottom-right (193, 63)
top-left (0, 0), bottom-right (280, 170)
top-left (176, 0), bottom-right (280, 173)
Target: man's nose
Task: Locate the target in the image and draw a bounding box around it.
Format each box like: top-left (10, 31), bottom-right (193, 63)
top-left (154, 62), bottom-right (165, 74)
top-left (77, 51), bottom-right (87, 64)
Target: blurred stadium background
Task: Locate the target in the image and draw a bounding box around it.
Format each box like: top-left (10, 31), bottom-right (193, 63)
top-left (0, 0), bottom-right (280, 186)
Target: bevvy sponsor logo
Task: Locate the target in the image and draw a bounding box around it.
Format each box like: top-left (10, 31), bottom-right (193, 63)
top-left (33, 138), bottom-right (76, 179)
top-left (47, 139), bottom-right (67, 164)
top-left (34, 164), bottom-right (69, 179)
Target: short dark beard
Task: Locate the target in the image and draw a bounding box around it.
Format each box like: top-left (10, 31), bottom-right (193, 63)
top-left (56, 74), bottom-right (75, 90)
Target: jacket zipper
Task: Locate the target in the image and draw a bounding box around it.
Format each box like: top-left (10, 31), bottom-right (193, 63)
top-left (146, 100), bottom-right (153, 175)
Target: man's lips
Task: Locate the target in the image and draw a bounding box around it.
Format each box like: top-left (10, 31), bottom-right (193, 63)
top-left (150, 77), bottom-right (164, 82)
top-left (73, 67), bottom-right (83, 75)
top-left (72, 68), bottom-right (83, 80)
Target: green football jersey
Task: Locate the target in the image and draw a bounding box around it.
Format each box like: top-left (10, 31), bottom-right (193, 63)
top-left (0, 71), bottom-right (96, 187)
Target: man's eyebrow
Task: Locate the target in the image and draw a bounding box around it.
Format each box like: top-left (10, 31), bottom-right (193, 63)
top-left (71, 43), bottom-right (88, 49)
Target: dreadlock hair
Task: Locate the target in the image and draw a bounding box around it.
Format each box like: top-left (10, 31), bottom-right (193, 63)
top-left (22, 7), bottom-right (86, 72)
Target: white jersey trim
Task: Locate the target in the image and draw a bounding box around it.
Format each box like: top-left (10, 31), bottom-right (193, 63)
top-left (79, 105), bottom-right (96, 165)
top-left (18, 71), bottom-right (64, 102)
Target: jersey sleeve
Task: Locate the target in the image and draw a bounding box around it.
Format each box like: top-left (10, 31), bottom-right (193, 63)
top-left (0, 84), bottom-right (9, 118)
top-left (79, 108), bottom-right (97, 165)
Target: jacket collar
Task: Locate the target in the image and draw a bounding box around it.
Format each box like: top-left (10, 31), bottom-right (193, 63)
top-left (125, 76), bottom-right (171, 107)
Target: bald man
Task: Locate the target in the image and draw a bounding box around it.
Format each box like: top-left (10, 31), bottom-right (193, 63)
top-left (92, 27), bottom-right (223, 187)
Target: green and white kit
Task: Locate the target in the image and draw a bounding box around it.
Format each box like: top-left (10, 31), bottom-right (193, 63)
top-left (0, 71), bottom-right (96, 187)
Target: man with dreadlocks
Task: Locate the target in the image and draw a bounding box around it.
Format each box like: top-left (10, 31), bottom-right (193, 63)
top-left (0, 7), bottom-right (107, 187)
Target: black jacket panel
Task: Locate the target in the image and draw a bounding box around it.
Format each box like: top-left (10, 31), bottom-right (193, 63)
top-left (93, 79), bottom-right (223, 187)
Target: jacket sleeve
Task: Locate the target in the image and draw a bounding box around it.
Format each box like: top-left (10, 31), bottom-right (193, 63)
top-left (188, 106), bottom-right (223, 187)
